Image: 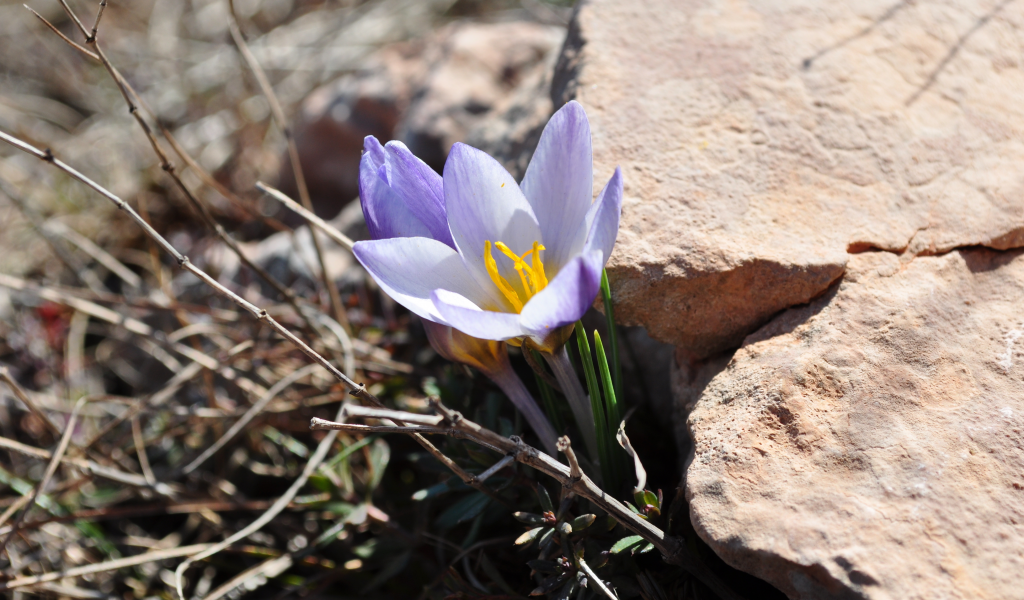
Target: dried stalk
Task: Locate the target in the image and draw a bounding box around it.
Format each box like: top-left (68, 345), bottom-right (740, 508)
top-left (180, 363), bottom-right (318, 475)
top-left (0, 177), bottom-right (107, 293)
top-left (0, 543), bottom-right (215, 591)
top-left (256, 182), bottom-right (354, 250)
top-left (0, 397), bottom-right (86, 558)
top-left (0, 434), bottom-right (177, 497)
top-left (226, 0), bottom-right (348, 330)
top-left (0, 367), bottom-right (61, 438)
top-left (173, 400), bottom-right (346, 600)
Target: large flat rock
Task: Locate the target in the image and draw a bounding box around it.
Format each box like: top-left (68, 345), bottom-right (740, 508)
top-left (682, 249), bottom-right (1024, 599)
top-left (555, 0), bottom-right (1024, 356)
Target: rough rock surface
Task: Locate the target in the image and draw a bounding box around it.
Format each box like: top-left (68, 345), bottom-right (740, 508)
top-left (680, 249), bottom-right (1024, 599)
top-left (556, 0), bottom-right (1024, 356)
top-left (281, 20), bottom-right (564, 219)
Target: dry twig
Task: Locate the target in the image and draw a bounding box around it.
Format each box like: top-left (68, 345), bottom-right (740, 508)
top-left (0, 397), bottom-right (86, 558)
top-left (313, 400), bottom-right (745, 600)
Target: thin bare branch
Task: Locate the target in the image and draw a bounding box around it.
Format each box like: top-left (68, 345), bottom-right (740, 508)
top-left (310, 418), bottom-right (449, 436)
top-left (474, 454), bottom-right (514, 485)
top-left (88, 0), bottom-right (108, 43)
top-left (35, 1), bottom-right (325, 335)
top-left (25, 6), bottom-right (99, 60)
top-left (340, 404), bottom-right (444, 426)
top-left (256, 182), bottom-right (354, 250)
top-left (0, 367), bottom-right (61, 437)
top-left (578, 557), bottom-right (618, 600)
top-left (314, 399), bottom-right (745, 600)
top-left (556, 435), bottom-right (583, 484)
top-left (55, 0), bottom-right (90, 40)
top-left (158, 123), bottom-right (289, 231)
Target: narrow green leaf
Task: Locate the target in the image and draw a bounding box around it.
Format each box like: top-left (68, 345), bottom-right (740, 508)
top-left (600, 269), bottom-right (622, 399)
top-left (537, 484), bottom-right (554, 513)
top-left (435, 493), bottom-right (490, 530)
top-left (412, 478), bottom-right (456, 502)
top-left (610, 535), bottom-right (645, 555)
top-left (366, 438), bottom-right (390, 493)
top-left (575, 320), bottom-right (609, 476)
top-left (594, 329), bottom-right (622, 491)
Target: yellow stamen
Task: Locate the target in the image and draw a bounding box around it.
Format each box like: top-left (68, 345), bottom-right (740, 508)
top-left (485, 240), bottom-right (548, 313)
top-left (529, 241), bottom-right (548, 291)
top-left (495, 242), bottom-right (535, 295)
top-left (484, 241), bottom-right (523, 312)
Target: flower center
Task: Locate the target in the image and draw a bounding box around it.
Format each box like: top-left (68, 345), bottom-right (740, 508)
top-left (483, 240), bottom-right (548, 312)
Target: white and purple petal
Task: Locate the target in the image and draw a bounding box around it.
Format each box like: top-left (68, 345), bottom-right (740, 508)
top-left (382, 141), bottom-right (454, 247)
top-left (353, 237), bottom-right (489, 324)
top-left (519, 249), bottom-right (604, 335)
top-left (359, 137), bottom-right (435, 241)
top-left (431, 289), bottom-right (526, 341)
top-left (520, 101), bottom-right (593, 269)
top-left (443, 143), bottom-right (542, 290)
top-left (580, 167), bottom-right (623, 263)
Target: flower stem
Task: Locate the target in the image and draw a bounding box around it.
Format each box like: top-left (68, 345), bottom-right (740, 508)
top-left (486, 365), bottom-right (559, 456)
top-left (544, 345), bottom-right (598, 461)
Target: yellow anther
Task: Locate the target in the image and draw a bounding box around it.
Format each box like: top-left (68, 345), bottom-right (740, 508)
top-left (485, 240), bottom-right (548, 312)
top-left (484, 241), bottom-right (523, 312)
top-left (495, 242), bottom-right (535, 296)
top-left (528, 242), bottom-right (548, 292)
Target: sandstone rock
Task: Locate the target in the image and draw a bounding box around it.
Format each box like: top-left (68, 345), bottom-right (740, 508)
top-left (556, 0), bottom-right (1024, 356)
top-left (281, 20), bottom-right (564, 219)
top-left (681, 249), bottom-right (1024, 599)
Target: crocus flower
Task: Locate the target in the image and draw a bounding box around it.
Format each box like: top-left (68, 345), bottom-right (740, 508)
top-left (355, 101), bottom-right (623, 459)
top-left (356, 132), bottom-right (559, 454)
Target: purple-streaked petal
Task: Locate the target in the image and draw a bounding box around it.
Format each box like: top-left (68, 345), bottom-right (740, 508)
top-left (362, 136), bottom-right (386, 172)
top-left (519, 250), bottom-right (604, 335)
top-left (581, 167), bottom-right (623, 264)
top-left (383, 141), bottom-right (454, 247)
top-left (520, 101), bottom-right (593, 268)
top-left (432, 289), bottom-right (526, 341)
top-left (359, 138), bottom-right (434, 241)
top-left (443, 143), bottom-right (542, 289)
top-left (353, 237), bottom-right (487, 324)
